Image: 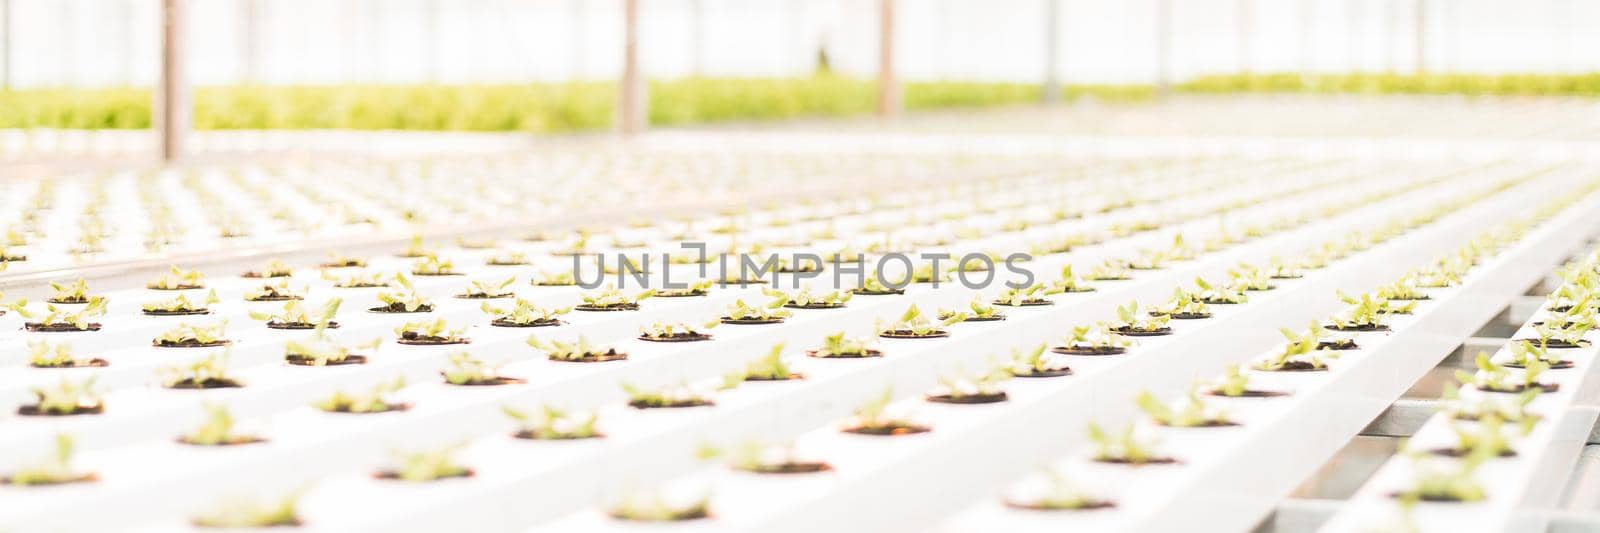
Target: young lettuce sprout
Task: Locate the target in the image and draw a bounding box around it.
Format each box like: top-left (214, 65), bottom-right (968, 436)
top-left (180, 403), bottom-right (264, 446)
top-left (1086, 259), bottom-right (1133, 281)
top-left (377, 445), bottom-right (473, 482)
top-left (763, 286), bottom-right (851, 309)
top-left (1049, 264), bottom-right (1095, 293)
top-left (622, 379), bottom-right (733, 409)
top-left (699, 440), bottom-right (830, 474)
top-left (1194, 276), bottom-right (1249, 304)
top-left (141, 289), bottom-right (220, 315)
top-left (325, 269), bottom-right (390, 289)
top-left (27, 340), bottom-right (107, 368)
top-left (1054, 323), bottom-right (1134, 355)
top-left (315, 377), bottom-right (408, 413)
top-left (371, 274), bottom-right (433, 313)
top-left (927, 364), bottom-right (1012, 403)
top-left (1126, 249), bottom-right (1168, 270)
top-left (1009, 343), bottom-right (1071, 377)
top-left (456, 277), bottom-right (516, 299)
top-left (908, 262), bottom-right (951, 284)
top-left (1413, 263), bottom-right (1464, 288)
top-left (244, 278), bottom-right (305, 301)
top-left (284, 322), bottom-right (379, 366)
top-left (190, 491), bottom-right (304, 528)
top-left (1254, 325), bottom-right (1339, 371)
top-left (1376, 277), bottom-right (1431, 301)
top-left (1439, 382), bottom-right (1538, 423)
top-left (1500, 339), bottom-right (1571, 369)
top-left (1390, 449), bottom-right (1488, 503)
top-left (321, 251), bottom-right (367, 268)
top-left (606, 490), bottom-right (711, 522)
top-left (487, 249), bottom-right (530, 266)
top-left (410, 254), bottom-right (460, 276)
top-left (878, 304), bottom-right (961, 338)
top-left (576, 286), bottom-right (655, 311)
top-left (1456, 352), bottom-right (1556, 393)
top-left (1086, 422), bottom-right (1174, 465)
top-left (1523, 320), bottom-right (1592, 349)
top-left (722, 298), bottom-right (792, 324)
top-left (657, 279), bottom-right (715, 298)
top-left (1, 434), bottom-right (95, 486)
top-left (640, 320), bottom-right (720, 342)
top-left (161, 351), bottom-right (243, 389)
top-left (12, 297), bottom-right (109, 331)
top-left (154, 321), bottom-right (231, 348)
top-left (842, 388), bottom-right (929, 435)
top-left (852, 274), bottom-right (905, 295)
top-left (440, 352), bottom-right (523, 385)
top-left (1430, 416), bottom-right (1521, 457)
top-left (534, 270), bottom-right (578, 286)
top-left (1110, 301), bottom-right (1172, 336)
top-left (22, 376), bottom-right (104, 416)
top-left (776, 255), bottom-right (823, 273)
top-left (740, 343), bottom-right (801, 381)
top-left (993, 284), bottom-right (1054, 307)
top-left (1225, 264), bottom-right (1276, 292)
top-left (1002, 468), bottom-right (1115, 511)
top-left (1265, 256), bottom-right (1304, 279)
top-left (399, 234), bottom-right (432, 258)
top-left (46, 279), bottom-right (94, 304)
top-left (1208, 363), bottom-right (1287, 397)
top-left (1326, 292), bottom-right (1402, 331)
top-left (1149, 288), bottom-right (1212, 319)
top-left (241, 259), bottom-right (294, 279)
top-left (1136, 388), bottom-right (1236, 427)
top-left (529, 335), bottom-right (628, 362)
top-left (147, 266), bottom-right (205, 290)
top-left (394, 318), bottom-right (468, 345)
top-left (939, 296), bottom-right (1005, 322)
top-left (250, 298), bottom-right (342, 329)
top-left (805, 332), bottom-right (881, 359)
top-left (503, 405), bottom-right (601, 440)
top-left (482, 298), bottom-right (571, 327)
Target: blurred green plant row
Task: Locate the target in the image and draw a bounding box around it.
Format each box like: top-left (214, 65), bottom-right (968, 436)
top-left (0, 77), bottom-right (1039, 132)
top-left (2, 73), bottom-right (1596, 132)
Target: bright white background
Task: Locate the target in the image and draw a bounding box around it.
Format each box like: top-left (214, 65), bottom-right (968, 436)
top-left (2, 0), bottom-right (1598, 88)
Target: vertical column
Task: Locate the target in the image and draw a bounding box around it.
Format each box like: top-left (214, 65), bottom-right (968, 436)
top-left (570, 0), bottom-right (586, 79)
top-left (1155, 0), bottom-right (1172, 97)
top-left (877, 0), bottom-right (899, 120)
top-left (241, 0), bottom-right (261, 83)
top-left (159, 0), bottom-right (190, 162)
top-left (1297, 0), bottom-right (1312, 78)
top-left (1413, 0), bottom-right (1426, 74)
top-left (424, 0), bottom-right (439, 82)
top-left (618, 0), bottom-right (646, 135)
top-left (1042, 0), bottom-right (1060, 104)
top-left (1236, 0), bottom-right (1251, 74)
top-left (1, 0), bottom-right (10, 89)
top-left (689, 0), bottom-right (704, 77)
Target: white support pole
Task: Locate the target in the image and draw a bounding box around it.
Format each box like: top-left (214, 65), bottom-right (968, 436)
top-left (689, 0), bottom-right (704, 77)
top-left (618, 0), bottom-right (646, 136)
top-left (424, 0), bottom-right (439, 82)
top-left (1297, 0), bottom-right (1312, 79)
top-left (158, 0), bottom-right (190, 162)
top-left (877, 0), bottom-right (899, 120)
top-left (569, 0), bottom-right (585, 80)
top-left (1042, 0), bottom-right (1060, 104)
top-left (1155, 0), bottom-right (1172, 97)
top-left (1414, 0), bottom-right (1426, 75)
top-left (0, 0), bottom-right (10, 90)
top-left (241, 0), bottom-right (261, 83)
top-left (1236, 0), bottom-right (1251, 74)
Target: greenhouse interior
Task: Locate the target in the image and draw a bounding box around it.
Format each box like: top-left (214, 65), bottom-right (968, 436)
top-left (4, 0), bottom-right (1600, 532)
